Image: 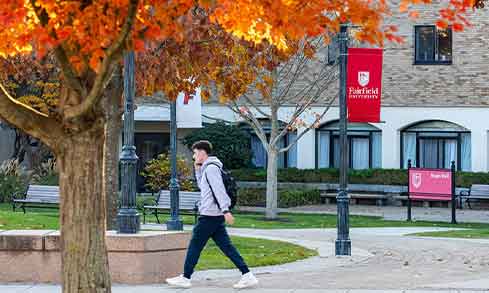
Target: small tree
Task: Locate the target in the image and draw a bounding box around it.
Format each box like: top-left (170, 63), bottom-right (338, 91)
top-left (226, 38), bottom-right (338, 219)
top-left (182, 121), bottom-right (252, 169)
top-left (141, 153), bottom-right (194, 193)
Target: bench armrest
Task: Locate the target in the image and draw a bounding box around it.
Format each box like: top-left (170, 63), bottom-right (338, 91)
top-left (11, 189), bottom-right (26, 201)
top-left (139, 197), bottom-right (156, 209)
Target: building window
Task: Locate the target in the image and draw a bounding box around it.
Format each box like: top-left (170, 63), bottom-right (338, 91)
top-left (249, 133), bottom-right (297, 168)
top-left (134, 132), bottom-right (170, 192)
top-left (401, 120), bottom-right (471, 171)
top-left (415, 25), bottom-right (452, 65)
top-left (316, 121), bottom-right (382, 169)
top-left (241, 120), bottom-right (297, 169)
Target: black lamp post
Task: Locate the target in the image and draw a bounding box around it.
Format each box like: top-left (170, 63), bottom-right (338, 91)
top-left (117, 51), bottom-right (141, 234)
top-left (335, 24), bottom-right (351, 256)
top-left (166, 100), bottom-right (183, 231)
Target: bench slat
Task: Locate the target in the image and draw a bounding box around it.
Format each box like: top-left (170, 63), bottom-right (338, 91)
top-left (14, 185), bottom-right (60, 211)
top-left (147, 190), bottom-right (201, 211)
top-left (468, 184), bottom-right (489, 199)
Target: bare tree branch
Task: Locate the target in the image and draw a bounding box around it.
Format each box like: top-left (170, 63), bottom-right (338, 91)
top-left (279, 95), bottom-right (336, 153)
top-left (242, 93), bottom-right (271, 118)
top-left (202, 113), bottom-right (234, 124)
top-left (228, 102), bottom-right (269, 150)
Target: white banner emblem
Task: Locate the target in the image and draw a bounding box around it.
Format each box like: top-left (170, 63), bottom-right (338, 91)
top-left (412, 173), bottom-right (422, 189)
top-left (358, 71), bottom-right (370, 87)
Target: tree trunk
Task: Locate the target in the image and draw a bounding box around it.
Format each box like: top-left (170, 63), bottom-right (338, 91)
top-left (265, 148), bottom-right (278, 219)
top-left (104, 69), bottom-right (123, 231)
top-left (104, 109), bottom-right (121, 230)
top-left (265, 96), bottom-right (280, 220)
top-left (57, 126), bottom-right (112, 293)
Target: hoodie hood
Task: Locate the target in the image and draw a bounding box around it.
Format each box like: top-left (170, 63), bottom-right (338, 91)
top-left (202, 156), bottom-right (223, 170)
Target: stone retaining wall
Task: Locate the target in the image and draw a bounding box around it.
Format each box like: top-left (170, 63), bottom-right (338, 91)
top-left (0, 230), bottom-right (190, 284)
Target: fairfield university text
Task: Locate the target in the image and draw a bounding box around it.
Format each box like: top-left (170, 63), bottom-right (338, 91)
top-left (348, 87), bottom-right (380, 99)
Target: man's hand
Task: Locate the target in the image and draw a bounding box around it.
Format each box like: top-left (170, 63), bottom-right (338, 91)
top-left (194, 162), bottom-right (202, 171)
top-left (224, 212), bottom-right (235, 225)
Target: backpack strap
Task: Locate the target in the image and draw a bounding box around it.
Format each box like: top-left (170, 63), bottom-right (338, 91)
top-left (204, 163), bottom-right (223, 210)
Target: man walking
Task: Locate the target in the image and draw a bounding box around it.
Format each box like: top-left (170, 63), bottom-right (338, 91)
top-left (166, 140), bottom-right (258, 289)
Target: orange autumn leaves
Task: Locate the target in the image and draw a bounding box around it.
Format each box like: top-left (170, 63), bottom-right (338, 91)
top-left (211, 0), bottom-right (481, 49)
top-left (135, 10), bottom-right (283, 102)
top-left (0, 0), bottom-right (481, 103)
top-left (399, 0), bottom-right (479, 32)
top-left (0, 0), bottom-right (195, 72)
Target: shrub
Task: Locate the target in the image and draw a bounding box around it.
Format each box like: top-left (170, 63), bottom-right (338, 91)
top-left (232, 168), bottom-right (489, 188)
top-left (31, 158), bottom-right (59, 186)
top-left (279, 189), bottom-right (321, 208)
top-left (237, 188), bottom-right (320, 208)
top-left (140, 153), bottom-right (195, 193)
top-left (182, 121), bottom-right (252, 169)
top-left (0, 159), bottom-right (28, 203)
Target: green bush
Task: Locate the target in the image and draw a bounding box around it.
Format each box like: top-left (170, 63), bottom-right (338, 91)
top-left (31, 158), bottom-right (59, 186)
top-left (232, 168), bottom-right (489, 188)
top-left (136, 195), bottom-right (155, 211)
top-left (237, 188), bottom-right (265, 207)
top-left (279, 189), bottom-right (321, 208)
top-left (141, 153), bottom-right (195, 193)
top-left (237, 188), bottom-right (321, 208)
top-left (0, 159), bottom-right (28, 203)
top-left (182, 121), bottom-right (252, 169)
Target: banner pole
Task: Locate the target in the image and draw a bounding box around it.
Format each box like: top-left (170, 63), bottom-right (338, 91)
top-left (451, 161), bottom-right (457, 224)
top-left (407, 159), bottom-right (412, 222)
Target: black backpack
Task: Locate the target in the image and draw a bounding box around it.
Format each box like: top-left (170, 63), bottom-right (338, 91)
top-left (204, 163), bottom-right (238, 210)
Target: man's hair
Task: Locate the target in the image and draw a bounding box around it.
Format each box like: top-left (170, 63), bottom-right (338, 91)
top-left (191, 140), bottom-right (213, 154)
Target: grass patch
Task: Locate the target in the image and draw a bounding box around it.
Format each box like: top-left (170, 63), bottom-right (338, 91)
top-left (0, 204), bottom-right (59, 230)
top-left (0, 203), bottom-right (317, 269)
top-left (196, 235), bottom-right (317, 270)
top-left (410, 229), bottom-right (489, 239)
top-left (3, 203), bottom-right (489, 230)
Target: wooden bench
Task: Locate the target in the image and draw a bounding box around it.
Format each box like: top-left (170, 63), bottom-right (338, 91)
top-left (459, 184), bottom-right (489, 209)
top-left (12, 185), bottom-right (60, 213)
top-left (320, 191), bottom-right (388, 206)
top-left (143, 190), bottom-right (200, 224)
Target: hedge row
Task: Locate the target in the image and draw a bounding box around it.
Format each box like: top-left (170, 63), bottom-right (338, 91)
top-left (231, 168), bottom-right (489, 188)
top-left (237, 188), bottom-right (321, 208)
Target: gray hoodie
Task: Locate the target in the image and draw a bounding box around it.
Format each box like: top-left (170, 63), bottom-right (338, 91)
top-left (195, 156), bottom-right (231, 216)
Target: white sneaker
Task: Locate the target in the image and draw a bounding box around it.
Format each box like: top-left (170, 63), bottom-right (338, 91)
top-left (166, 274), bottom-right (191, 288)
top-left (233, 272), bottom-right (259, 289)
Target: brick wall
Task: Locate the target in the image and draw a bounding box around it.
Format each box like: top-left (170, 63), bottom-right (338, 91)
top-left (382, 2), bottom-right (489, 106)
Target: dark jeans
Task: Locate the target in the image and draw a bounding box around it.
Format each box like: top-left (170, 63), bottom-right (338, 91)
top-left (183, 215), bottom-right (250, 279)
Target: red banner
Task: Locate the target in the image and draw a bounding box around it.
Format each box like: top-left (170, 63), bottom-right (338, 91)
top-left (346, 48), bottom-right (383, 123)
top-left (408, 168), bottom-right (453, 200)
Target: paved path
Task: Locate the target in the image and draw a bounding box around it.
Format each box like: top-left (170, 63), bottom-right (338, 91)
top-left (3, 226), bottom-right (488, 292)
top-left (1, 286), bottom-right (488, 293)
top-left (238, 204), bottom-right (489, 223)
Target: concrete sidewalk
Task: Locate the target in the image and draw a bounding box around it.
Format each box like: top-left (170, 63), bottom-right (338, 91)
top-left (1, 285), bottom-right (488, 293)
top-left (3, 226), bottom-right (489, 292)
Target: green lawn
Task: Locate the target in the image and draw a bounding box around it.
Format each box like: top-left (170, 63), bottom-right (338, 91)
top-left (197, 235), bottom-right (316, 270)
top-left (3, 202), bottom-right (489, 240)
top-left (3, 202), bottom-right (489, 230)
top-left (411, 229), bottom-right (489, 239)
